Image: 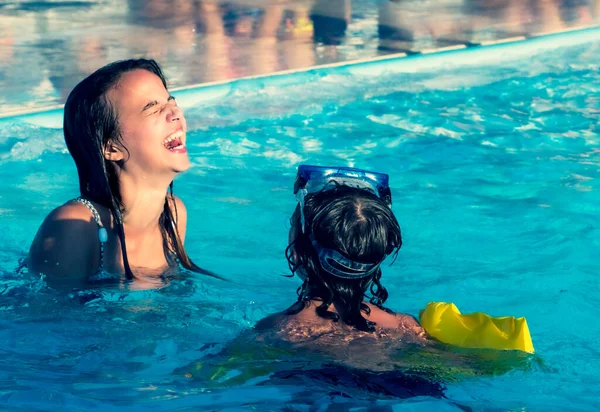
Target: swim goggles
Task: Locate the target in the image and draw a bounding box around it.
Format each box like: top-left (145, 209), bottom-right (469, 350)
top-left (293, 164), bottom-right (392, 279)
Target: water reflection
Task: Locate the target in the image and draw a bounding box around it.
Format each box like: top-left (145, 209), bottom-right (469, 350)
top-left (0, 0), bottom-right (598, 114)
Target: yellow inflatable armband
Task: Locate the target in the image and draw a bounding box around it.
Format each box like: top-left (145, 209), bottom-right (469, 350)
top-left (419, 302), bottom-right (534, 354)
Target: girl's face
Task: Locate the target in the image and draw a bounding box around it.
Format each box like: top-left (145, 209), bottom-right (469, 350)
top-left (105, 69), bottom-right (190, 178)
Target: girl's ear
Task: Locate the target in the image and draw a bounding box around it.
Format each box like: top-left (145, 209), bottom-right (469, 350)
top-left (104, 141), bottom-right (125, 162)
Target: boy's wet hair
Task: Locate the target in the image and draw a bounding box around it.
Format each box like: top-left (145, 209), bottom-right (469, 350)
top-left (286, 185), bottom-right (402, 332)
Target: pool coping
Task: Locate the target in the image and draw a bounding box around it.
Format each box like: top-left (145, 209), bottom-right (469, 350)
top-left (1, 24), bottom-right (599, 128)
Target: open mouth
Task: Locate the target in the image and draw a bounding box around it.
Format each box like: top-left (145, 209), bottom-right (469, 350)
top-left (162, 130), bottom-right (186, 152)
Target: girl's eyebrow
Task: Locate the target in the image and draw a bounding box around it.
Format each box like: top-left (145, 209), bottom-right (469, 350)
top-left (142, 96), bottom-right (174, 113)
top-left (142, 100), bottom-right (159, 113)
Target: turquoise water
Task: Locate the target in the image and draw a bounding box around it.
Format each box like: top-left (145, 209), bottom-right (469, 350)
top-left (1, 39), bottom-right (599, 410)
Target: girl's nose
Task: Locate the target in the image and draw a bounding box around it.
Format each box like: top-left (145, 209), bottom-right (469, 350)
top-left (167, 105), bottom-right (183, 122)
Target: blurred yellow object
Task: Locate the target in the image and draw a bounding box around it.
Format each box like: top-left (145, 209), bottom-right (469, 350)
top-left (419, 302), bottom-right (534, 354)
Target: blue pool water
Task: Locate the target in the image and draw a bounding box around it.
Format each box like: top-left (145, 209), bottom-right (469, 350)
top-left (1, 37), bottom-right (600, 410)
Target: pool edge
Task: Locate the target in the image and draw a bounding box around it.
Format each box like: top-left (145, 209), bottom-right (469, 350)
top-left (1, 24), bottom-right (599, 128)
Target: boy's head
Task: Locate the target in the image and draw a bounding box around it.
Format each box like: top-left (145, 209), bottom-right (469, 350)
top-left (286, 165), bottom-right (402, 331)
top-left (288, 185), bottom-right (401, 282)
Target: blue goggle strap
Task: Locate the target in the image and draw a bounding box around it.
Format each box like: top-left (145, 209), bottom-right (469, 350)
top-left (311, 238), bottom-right (381, 279)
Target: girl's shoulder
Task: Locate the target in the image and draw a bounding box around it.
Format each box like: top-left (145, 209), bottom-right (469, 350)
top-left (28, 199), bottom-right (109, 281)
top-left (36, 199), bottom-right (108, 241)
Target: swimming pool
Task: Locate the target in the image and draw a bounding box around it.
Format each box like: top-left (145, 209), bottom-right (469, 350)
top-left (1, 31), bottom-right (600, 410)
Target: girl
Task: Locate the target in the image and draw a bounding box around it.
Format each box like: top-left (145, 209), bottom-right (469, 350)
top-left (28, 59), bottom-right (216, 287)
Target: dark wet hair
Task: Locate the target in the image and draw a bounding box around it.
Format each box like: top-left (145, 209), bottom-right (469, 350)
top-left (63, 58), bottom-right (216, 280)
top-left (285, 185), bottom-right (402, 332)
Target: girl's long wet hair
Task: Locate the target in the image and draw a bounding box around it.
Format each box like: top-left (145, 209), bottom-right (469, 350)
top-left (285, 185), bottom-right (402, 332)
top-left (63, 58), bottom-right (217, 280)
